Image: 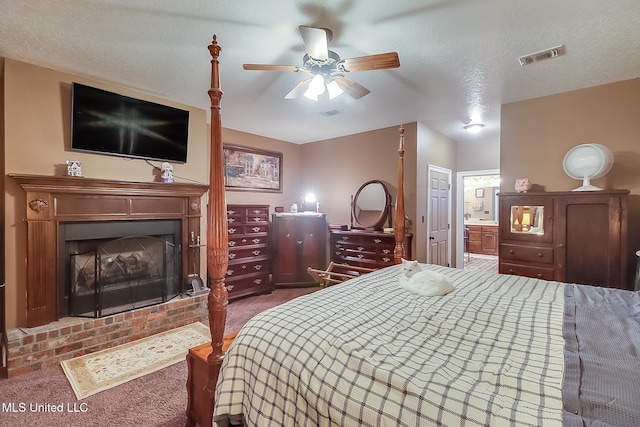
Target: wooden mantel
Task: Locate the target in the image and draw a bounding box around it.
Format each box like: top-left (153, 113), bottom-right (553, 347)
top-left (10, 174), bottom-right (209, 327)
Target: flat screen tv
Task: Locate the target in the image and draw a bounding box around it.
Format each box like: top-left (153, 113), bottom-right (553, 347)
top-left (71, 83), bottom-right (189, 163)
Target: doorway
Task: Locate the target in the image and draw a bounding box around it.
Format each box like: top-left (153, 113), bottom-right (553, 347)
top-left (455, 170), bottom-right (500, 271)
top-left (427, 165), bottom-right (452, 267)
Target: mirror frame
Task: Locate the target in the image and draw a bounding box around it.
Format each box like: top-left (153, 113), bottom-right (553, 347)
top-left (351, 180), bottom-right (392, 231)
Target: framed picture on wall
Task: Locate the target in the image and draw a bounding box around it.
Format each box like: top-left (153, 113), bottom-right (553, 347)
top-left (475, 188), bottom-right (485, 198)
top-left (223, 144), bottom-right (283, 193)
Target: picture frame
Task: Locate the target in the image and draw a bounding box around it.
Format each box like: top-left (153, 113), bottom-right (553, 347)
top-left (223, 144), bottom-right (283, 193)
top-left (475, 188), bottom-right (485, 198)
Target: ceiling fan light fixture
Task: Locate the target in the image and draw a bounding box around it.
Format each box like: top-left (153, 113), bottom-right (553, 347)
top-left (304, 74), bottom-right (326, 100)
top-left (327, 78), bottom-right (344, 99)
top-left (464, 123), bottom-right (484, 134)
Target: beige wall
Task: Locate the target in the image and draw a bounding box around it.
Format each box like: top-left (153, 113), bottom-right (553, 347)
top-left (416, 123), bottom-right (458, 263)
top-left (501, 78), bottom-right (640, 195)
top-left (457, 136), bottom-right (500, 172)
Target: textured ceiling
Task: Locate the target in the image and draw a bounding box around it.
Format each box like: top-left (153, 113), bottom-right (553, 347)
top-left (1, 0), bottom-right (639, 144)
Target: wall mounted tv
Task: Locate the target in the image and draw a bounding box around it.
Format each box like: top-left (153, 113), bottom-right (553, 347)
top-left (71, 83), bottom-right (189, 163)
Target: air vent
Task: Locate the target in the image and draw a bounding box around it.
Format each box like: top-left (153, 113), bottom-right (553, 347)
top-left (518, 45), bottom-right (565, 66)
top-left (321, 110), bottom-right (340, 117)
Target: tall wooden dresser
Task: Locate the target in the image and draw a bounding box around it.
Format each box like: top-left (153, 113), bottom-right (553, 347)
top-left (498, 190), bottom-right (632, 289)
top-left (271, 213), bottom-right (328, 285)
top-left (329, 229), bottom-right (413, 269)
top-left (225, 204), bottom-right (272, 299)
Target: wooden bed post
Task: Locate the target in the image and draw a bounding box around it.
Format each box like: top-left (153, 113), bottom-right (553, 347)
top-left (394, 125), bottom-right (406, 264)
top-left (206, 35), bottom-right (229, 392)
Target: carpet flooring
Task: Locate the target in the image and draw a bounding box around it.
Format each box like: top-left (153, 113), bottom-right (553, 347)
top-left (0, 287), bottom-right (316, 427)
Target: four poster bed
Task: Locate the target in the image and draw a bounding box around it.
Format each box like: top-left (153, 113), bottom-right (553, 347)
top-left (194, 36), bottom-right (640, 427)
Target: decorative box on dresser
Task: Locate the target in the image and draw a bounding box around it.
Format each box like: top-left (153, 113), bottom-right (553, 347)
top-left (330, 230), bottom-right (413, 269)
top-left (498, 190), bottom-right (632, 289)
top-left (225, 204), bottom-right (272, 299)
top-left (271, 213), bottom-right (328, 285)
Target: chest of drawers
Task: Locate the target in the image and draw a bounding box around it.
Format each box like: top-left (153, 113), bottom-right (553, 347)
top-left (329, 230), bottom-right (412, 269)
top-left (226, 204), bottom-right (272, 299)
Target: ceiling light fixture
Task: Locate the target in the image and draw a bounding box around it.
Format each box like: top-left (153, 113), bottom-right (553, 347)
top-left (326, 78), bottom-right (344, 99)
top-left (464, 123), bottom-right (484, 134)
top-left (304, 74), bottom-right (326, 100)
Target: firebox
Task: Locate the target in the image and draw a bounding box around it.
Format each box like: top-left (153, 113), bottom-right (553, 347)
top-left (58, 220), bottom-right (182, 318)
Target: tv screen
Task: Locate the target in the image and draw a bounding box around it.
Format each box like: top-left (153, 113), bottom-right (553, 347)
top-left (71, 83), bottom-right (189, 163)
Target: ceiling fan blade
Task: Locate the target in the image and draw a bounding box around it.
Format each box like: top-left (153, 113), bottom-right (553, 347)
top-left (243, 64), bottom-right (300, 72)
top-left (284, 78), bottom-right (312, 99)
top-left (339, 52), bottom-right (400, 72)
top-left (299, 25), bottom-right (329, 60)
top-left (334, 76), bottom-right (370, 99)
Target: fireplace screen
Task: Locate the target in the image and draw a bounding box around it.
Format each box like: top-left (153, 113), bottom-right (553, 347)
top-left (69, 236), bottom-right (180, 318)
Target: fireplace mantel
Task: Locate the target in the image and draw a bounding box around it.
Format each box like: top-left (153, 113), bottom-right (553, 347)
top-left (10, 174), bottom-right (209, 327)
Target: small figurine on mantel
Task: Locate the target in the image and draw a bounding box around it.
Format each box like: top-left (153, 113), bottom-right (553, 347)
top-left (514, 178), bottom-right (532, 193)
top-left (66, 160), bottom-right (82, 177)
top-left (161, 162), bottom-right (174, 183)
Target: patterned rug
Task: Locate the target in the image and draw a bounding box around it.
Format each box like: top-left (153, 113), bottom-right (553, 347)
top-left (61, 322), bottom-right (211, 400)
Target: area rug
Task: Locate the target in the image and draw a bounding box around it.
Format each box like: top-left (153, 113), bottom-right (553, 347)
top-left (61, 322), bottom-right (211, 400)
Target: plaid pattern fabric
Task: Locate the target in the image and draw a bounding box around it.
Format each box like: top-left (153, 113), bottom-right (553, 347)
top-left (214, 264), bottom-right (565, 426)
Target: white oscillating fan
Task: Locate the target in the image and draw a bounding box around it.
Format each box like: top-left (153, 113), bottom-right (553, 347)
top-left (562, 143), bottom-right (613, 191)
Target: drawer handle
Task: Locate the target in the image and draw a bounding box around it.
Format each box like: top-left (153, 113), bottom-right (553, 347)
top-left (228, 218), bottom-right (235, 223)
top-left (382, 257), bottom-right (390, 262)
top-left (344, 237), bottom-right (349, 241)
top-left (226, 269), bottom-right (234, 275)
top-left (357, 246), bottom-right (364, 251)
top-left (241, 239), bottom-right (247, 243)
top-left (374, 239), bottom-right (381, 243)
top-left (225, 284), bottom-right (235, 291)
top-left (228, 241), bottom-right (236, 247)
top-left (253, 217), bottom-right (261, 222)
top-left (252, 210), bottom-right (261, 214)
top-left (537, 252), bottom-right (543, 257)
top-left (252, 227), bottom-right (261, 232)
top-left (335, 251), bottom-right (342, 255)
top-left (254, 265), bottom-right (262, 270)
top-left (508, 249), bottom-right (515, 254)
top-left (357, 254), bottom-right (364, 259)
top-left (228, 253), bottom-right (237, 259)
top-left (229, 228), bottom-right (236, 234)
top-left (252, 250), bottom-right (261, 256)
top-left (508, 269), bottom-right (515, 274)
top-left (382, 249), bottom-right (390, 254)
top-left (227, 210), bottom-right (235, 215)
top-left (253, 279), bottom-right (262, 285)
top-left (537, 274), bottom-right (543, 279)
top-left (241, 264), bottom-right (247, 269)
top-left (297, 241), bottom-right (303, 245)
top-left (252, 238), bottom-right (261, 244)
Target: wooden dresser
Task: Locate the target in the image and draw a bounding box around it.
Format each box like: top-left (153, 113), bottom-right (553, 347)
top-left (498, 190), bottom-right (632, 289)
top-left (329, 229), bottom-right (413, 269)
top-left (271, 213), bottom-right (328, 285)
top-left (225, 204), bottom-right (272, 299)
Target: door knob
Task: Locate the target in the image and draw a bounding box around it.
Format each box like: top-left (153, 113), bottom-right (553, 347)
top-left (429, 236), bottom-right (435, 240)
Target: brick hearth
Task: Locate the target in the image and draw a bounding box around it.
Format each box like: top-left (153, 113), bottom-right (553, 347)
top-left (5, 292), bottom-right (209, 378)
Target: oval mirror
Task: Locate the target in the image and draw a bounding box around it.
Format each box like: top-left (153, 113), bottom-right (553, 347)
top-left (351, 180), bottom-right (392, 230)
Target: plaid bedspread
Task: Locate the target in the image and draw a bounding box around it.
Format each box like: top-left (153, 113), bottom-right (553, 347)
top-left (214, 264), bottom-right (565, 426)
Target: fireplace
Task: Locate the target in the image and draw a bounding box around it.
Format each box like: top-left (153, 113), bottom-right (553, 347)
top-left (10, 174), bottom-right (209, 327)
top-left (60, 220), bottom-right (182, 318)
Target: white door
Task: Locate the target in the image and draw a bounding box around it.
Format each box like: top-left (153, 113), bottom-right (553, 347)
top-left (428, 166), bottom-right (451, 266)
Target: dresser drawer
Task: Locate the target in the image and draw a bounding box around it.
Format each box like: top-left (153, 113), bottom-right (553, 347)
top-left (225, 273), bottom-right (270, 297)
top-left (499, 243), bottom-right (553, 263)
top-left (228, 234), bottom-right (268, 248)
top-left (228, 245), bottom-right (268, 261)
top-left (226, 259), bottom-right (269, 278)
top-left (500, 261), bottom-right (555, 281)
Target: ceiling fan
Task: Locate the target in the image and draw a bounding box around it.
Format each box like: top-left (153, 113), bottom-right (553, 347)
top-left (243, 25), bottom-right (400, 101)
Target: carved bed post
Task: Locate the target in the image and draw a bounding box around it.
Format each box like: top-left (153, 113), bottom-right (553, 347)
top-left (394, 125), bottom-right (406, 264)
top-left (206, 35), bottom-right (229, 392)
